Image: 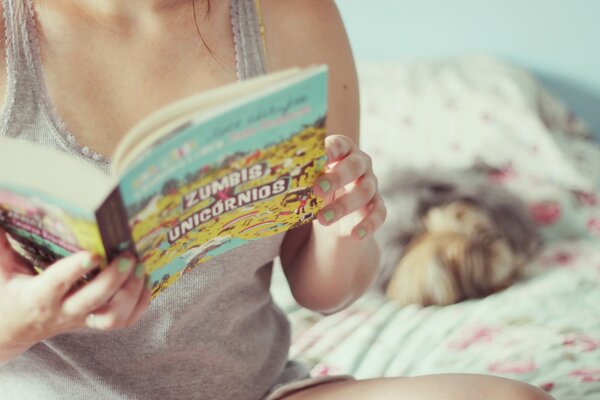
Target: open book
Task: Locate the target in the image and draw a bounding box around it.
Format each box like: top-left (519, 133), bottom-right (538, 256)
top-left (0, 66), bottom-right (328, 297)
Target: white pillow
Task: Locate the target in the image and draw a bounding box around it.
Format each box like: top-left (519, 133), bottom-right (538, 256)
top-left (358, 55), bottom-right (599, 192)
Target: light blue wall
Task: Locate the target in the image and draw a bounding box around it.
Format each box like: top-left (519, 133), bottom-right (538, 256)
top-left (337, 0), bottom-right (600, 137)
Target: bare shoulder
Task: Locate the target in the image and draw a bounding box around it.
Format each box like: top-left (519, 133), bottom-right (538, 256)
top-left (261, 0), bottom-right (352, 66)
top-left (261, 0), bottom-right (360, 143)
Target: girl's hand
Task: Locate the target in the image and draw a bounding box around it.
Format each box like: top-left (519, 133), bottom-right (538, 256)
top-left (313, 134), bottom-right (387, 240)
top-left (0, 227), bottom-right (151, 361)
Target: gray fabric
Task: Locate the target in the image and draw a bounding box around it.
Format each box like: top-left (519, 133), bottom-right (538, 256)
top-left (0, 0), bottom-right (308, 399)
top-left (231, 0), bottom-right (270, 80)
top-left (0, 0), bottom-right (111, 171)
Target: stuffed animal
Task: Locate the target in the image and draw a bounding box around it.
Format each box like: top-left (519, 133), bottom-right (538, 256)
top-left (374, 168), bottom-right (540, 306)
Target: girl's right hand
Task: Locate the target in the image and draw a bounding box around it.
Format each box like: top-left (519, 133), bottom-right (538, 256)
top-left (0, 227), bottom-right (152, 364)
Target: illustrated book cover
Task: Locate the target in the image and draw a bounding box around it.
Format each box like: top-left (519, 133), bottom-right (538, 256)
top-left (0, 65), bottom-right (328, 297)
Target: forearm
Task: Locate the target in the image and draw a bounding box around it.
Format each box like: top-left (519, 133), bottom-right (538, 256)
top-left (284, 221), bottom-right (380, 314)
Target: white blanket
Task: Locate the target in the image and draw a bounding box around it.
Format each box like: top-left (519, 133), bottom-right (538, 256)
top-left (271, 55), bottom-right (600, 400)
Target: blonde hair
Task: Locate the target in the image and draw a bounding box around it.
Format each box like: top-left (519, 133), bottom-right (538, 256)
top-left (386, 201), bottom-right (520, 306)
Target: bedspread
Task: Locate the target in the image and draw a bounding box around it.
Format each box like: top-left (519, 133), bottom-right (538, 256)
top-left (274, 240), bottom-right (600, 399)
top-left (271, 56), bottom-right (600, 400)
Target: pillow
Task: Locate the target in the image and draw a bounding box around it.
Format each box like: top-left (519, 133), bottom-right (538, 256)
top-left (358, 55), bottom-right (599, 193)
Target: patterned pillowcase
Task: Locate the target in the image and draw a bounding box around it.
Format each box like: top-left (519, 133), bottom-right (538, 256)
top-left (358, 55), bottom-right (599, 192)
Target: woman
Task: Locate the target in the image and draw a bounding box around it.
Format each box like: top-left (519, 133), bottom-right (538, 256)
top-left (0, 0), bottom-right (553, 399)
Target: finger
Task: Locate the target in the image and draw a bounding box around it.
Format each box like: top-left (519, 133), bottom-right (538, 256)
top-left (86, 266), bottom-right (148, 331)
top-left (0, 228), bottom-right (32, 277)
top-left (350, 193), bottom-right (388, 241)
top-left (0, 225), bottom-right (9, 249)
top-left (0, 227), bottom-right (19, 267)
top-left (317, 174), bottom-right (378, 226)
top-left (33, 252), bottom-right (101, 301)
top-left (324, 134), bottom-right (354, 163)
top-left (123, 283), bottom-right (153, 328)
top-left (61, 254), bottom-right (136, 317)
top-left (314, 152), bottom-right (372, 200)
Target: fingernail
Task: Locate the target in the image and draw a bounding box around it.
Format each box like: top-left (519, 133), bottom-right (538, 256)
top-left (135, 264), bottom-right (145, 278)
top-left (81, 254), bottom-right (97, 269)
top-left (318, 180), bottom-right (331, 194)
top-left (357, 228), bottom-right (367, 239)
top-left (146, 278), bottom-right (154, 290)
top-left (323, 210), bottom-right (335, 223)
top-left (118, 257), bottom-right (134, 273)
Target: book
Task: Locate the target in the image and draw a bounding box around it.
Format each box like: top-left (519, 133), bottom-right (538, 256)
top-left (0, 66), bottom-right (328, 297)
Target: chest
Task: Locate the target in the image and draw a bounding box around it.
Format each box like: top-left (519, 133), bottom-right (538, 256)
top-left (36, 9), bottom-right (238, 159)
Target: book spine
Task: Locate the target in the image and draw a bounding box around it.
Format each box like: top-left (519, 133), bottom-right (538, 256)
top-left (95, 187), bottom-right (137, 262)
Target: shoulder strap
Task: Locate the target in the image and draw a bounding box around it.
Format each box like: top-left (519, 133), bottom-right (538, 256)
top-left (2, 0), bottom-right (43, 118)
top-left (230, 0), bottom-right (269, 80)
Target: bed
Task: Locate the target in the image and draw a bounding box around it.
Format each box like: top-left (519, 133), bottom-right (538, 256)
top-left (270, 55), bottom-right (600, 400)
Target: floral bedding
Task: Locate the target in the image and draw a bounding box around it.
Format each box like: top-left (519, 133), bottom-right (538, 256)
top-left (271, 55), bottom-right (600, 400)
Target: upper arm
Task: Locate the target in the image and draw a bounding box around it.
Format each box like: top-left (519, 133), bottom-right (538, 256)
top-left (262, 0), bottom-right (360, 144)
top-left (261, 0), bottom-right (360, 270)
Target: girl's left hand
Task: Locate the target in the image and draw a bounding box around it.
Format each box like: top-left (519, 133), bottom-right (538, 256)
top-left (313, 134), bottom-right (387, 240)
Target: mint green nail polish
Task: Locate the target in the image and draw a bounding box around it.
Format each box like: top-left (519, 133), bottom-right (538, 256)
top-left (319, 180), bottom-right (331, 194)
top-left (135, 264), bottom-right (145, 278)
top-left (118, 258), bottom-right (132, 273)
top-left (357, 228), bottom-right (367, 239)
top-left (323, 210), bottom-right (335, 223)
top-left (81, 255), bottom-right (94, 269)
top-left (146, 278), bottom-right (154, 290)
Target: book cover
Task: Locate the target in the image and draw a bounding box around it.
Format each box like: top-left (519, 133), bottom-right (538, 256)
top-left (120, 70), bottom-right (327, 297)
top-left (0, 67), bottom-right (328, 298)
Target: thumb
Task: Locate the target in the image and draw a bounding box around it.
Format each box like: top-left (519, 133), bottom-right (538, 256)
top-left (0, 225), bottom-right (16, 266)
top-left (0, 226), bottom-right (32, 277)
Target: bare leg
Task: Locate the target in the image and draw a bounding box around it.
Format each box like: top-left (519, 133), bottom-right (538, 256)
top-left (278, 374), bottom-right (554, 400)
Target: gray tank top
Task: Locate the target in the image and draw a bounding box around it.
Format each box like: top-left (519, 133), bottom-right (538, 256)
top-left (0, 0), bottom-right (307, 399)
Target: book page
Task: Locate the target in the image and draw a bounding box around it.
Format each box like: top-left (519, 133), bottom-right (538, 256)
top-left (0, 139), bottom-right (115, 210)
top-left (111, 68), bottom-right (303, 174)
top-left (0, 139), bottom-right (115, 263)
top-left (117, 68), bottom-right (328, 298)
top-left (0, 183), bottom-right (105, 264)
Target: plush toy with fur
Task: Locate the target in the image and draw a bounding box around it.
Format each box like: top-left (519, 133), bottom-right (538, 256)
top-left (374, 168), bottom-right (540, 306)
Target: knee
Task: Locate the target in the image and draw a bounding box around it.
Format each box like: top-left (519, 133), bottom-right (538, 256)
top-left (443, 374), bottom-right (555, 400)
top-left (499, 381), bottom-right (555, 400)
